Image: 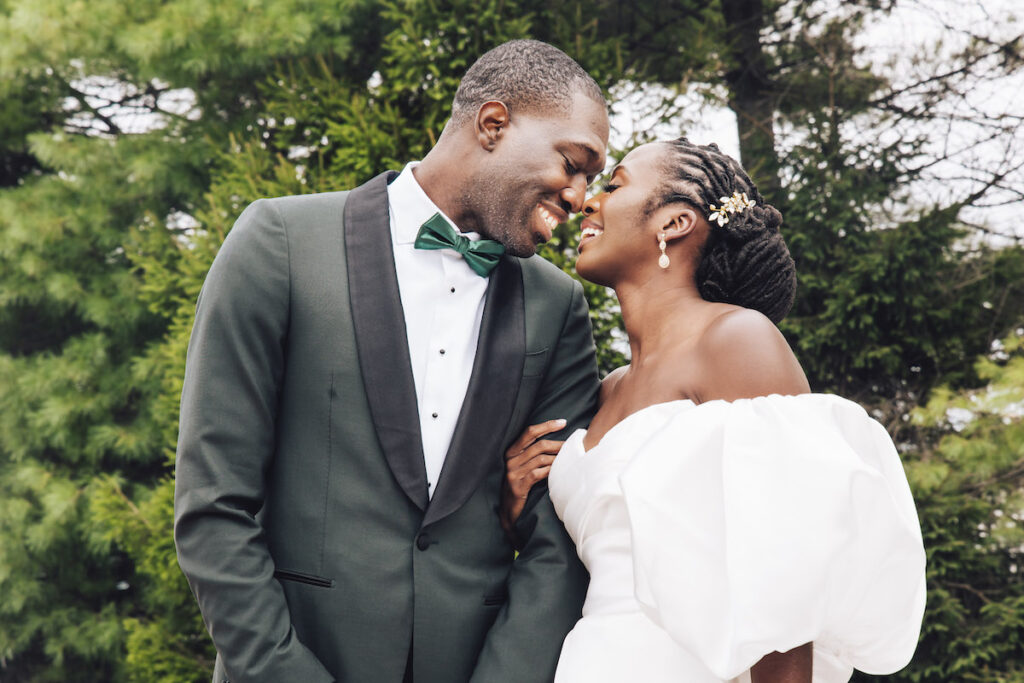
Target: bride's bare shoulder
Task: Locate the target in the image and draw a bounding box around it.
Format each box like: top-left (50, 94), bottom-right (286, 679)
top-left (696, 308), bottom-right (809, 401)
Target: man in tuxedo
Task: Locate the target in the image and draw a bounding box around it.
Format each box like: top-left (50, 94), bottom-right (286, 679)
top-left (173, 39), bottom-right (609, 682)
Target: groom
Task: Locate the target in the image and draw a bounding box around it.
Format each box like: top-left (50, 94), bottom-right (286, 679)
top-left (174, 40), bottom-right (609, 683)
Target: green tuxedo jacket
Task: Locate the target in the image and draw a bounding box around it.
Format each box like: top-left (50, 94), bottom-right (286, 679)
top-left (174, 172), bottom-right (599, 683)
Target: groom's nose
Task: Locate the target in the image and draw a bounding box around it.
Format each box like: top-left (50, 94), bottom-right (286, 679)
top-left (559, 175), bottom-right (588, 214)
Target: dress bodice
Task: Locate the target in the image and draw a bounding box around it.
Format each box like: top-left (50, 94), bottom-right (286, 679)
top-left (547, 395), bottom-right (926, 683)
top-left (551, 401), bottom-right (692, 618)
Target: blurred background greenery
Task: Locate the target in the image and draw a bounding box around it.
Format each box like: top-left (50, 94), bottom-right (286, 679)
top-left (0, 0), bottom-right (1022, 680)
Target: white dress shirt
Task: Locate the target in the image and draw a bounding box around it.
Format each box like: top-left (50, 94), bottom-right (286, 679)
top-left (387, 163), bottom-right (489, 499)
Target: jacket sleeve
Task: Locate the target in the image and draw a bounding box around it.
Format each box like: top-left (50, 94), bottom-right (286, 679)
top-left (173, 199), bottom-right (334, 683)
top-left (470, 279), bottom-right (598, 683)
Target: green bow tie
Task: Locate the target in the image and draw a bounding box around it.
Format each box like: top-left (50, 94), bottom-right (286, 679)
top-left (414, 212), bottom-right (505, 277)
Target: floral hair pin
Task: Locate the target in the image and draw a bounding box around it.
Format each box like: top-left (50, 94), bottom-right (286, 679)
top-left (707, 191), bottom-right (756, 227)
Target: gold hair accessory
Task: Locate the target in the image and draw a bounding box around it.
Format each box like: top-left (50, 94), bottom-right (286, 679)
top-left (708, 192), bottom-right (756, 227)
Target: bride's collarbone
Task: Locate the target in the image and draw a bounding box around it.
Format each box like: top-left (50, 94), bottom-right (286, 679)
top-left (588, 375), bottom-right (697, 448)
top-left (604, 364), bottom-right (699, 408)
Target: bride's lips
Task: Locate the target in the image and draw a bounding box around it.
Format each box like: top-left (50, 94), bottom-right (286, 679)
top-left (536, 202), bottom-right (567, 242)
top-left (578, 218), bottom-right (604, 251)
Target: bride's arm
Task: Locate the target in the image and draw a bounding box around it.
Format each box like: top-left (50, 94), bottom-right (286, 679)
top-left (698, 309), bottom-right (813, 682)
top-left (750, 644), bottom-right (813, 683)
top-left (500, 365), bottom-right (630, 532)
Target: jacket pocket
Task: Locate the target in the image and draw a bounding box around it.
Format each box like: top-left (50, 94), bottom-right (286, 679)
top-left (273, 568), bottom-right (334, 588)
top-left (522, 348), bottom-right (549, 378)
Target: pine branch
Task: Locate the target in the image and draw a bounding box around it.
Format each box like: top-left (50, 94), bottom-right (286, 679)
top-left (965, 459), bottom-right (1024, 494)
top-left (942, 581), bottom-right (995, 604)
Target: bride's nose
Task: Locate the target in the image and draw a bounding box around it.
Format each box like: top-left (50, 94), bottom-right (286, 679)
top-left (582, 194), bottom-right (602, 216)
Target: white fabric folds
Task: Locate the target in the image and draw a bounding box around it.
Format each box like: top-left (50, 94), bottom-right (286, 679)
top-left (619, 395), bottom-right (926, 680)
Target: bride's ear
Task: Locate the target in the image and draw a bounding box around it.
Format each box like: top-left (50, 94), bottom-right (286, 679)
top-left (660, 207), bottom-right (700, 243)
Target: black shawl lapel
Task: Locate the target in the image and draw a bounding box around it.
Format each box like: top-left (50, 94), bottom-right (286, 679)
top-left (423, 256), bottom-right (525, 527)
top-left (345, 171), bottom-right (429, 511)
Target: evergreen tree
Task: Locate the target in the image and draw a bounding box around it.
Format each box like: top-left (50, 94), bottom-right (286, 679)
top-left (887, 326), bottom-right (1024, 682)
top-left (763, 12), bottom-right (1024, 399)
top-left (0, 1), bottom-right (382, 679)
top-left (588, 0), bottom-right (1024, 398)
top-left (2, 0), bottom-right (1022, 679)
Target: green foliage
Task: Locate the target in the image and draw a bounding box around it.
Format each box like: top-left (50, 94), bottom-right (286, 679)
top-left (762, 14), bottom-right (1024, 398)
top-left (259, 0), bottom-right (535, 193)
top-left (89, 476), bottom-right (211, 682)
top-left (861, 330), bottom-right (1024, 682)
top-left (0, 0), bottom-right (385, 678)
top-left (1, 0), bottom-right (1022, 679)
top-left (0, 0), bottom-right (382, 117)
top-left (0, 129), bottom-right (174, 680)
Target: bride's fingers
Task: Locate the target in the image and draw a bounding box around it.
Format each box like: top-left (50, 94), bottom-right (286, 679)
top-left (506, 456), bottom-right (556, 499)
top-left (506, 439), bottom-right (563, 469)
top-left (500, 459), bottom-right (554, 531)
top-left (501, 422), bottom-right (566, 530)
top-left (505, 418), bottom-right (567, 459)
top-left (527, 464), bottom-right (552, 486)
top-left (509, 454), bottom-right (556, 480)
top-left (503, 464), bottom-right (553, 521)
top-left (513, 466), bottom-right (552, 499)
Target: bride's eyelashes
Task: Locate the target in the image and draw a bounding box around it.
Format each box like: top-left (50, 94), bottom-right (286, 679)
top-left (602, 183), bottom-right (620, 193)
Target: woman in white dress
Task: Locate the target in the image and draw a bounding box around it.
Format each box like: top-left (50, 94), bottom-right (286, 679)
top-left (500, 139), bottom-right (926, 682)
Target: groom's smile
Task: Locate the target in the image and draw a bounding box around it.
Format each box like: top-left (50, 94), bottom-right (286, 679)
top-left (536, 202), bottom-right (569, 242)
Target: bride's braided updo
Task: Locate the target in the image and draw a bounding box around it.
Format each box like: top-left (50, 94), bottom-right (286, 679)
top-left (655, 138), bottom-right (796, 324)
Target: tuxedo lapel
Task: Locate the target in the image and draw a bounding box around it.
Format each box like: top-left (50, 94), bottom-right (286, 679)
top-left (423, 256), bottom-right (525, 527)
top-left (345, 171), bottom-right (429, 511)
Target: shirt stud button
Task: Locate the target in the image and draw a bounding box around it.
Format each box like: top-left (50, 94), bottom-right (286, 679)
top-left (431, 412), bottom-right (438, 418)
top-left (450, 286), bottom-right (455, 293)
top-left (439, 349), bottom-right (446, 355)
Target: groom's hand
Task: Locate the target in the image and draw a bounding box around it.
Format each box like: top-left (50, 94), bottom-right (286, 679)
top-left (499, 418), bottom-right (567, 542)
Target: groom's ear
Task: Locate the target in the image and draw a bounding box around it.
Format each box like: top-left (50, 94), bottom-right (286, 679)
top-left (476, 101), bottom-right (510, 151)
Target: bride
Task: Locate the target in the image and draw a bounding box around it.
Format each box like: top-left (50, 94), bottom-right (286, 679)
top-left (500, 139), bottom-right (926, 682)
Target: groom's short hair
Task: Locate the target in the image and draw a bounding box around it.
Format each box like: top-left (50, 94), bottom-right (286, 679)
top-left (451, 40), bottom-right (604, 128)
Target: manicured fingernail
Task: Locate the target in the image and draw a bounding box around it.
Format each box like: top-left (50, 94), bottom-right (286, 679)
top-left (554, 418), bottom-right (567, 427)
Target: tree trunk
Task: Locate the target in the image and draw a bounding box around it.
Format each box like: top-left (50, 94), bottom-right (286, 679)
top-left (719, 0), bottom-right (782, 203)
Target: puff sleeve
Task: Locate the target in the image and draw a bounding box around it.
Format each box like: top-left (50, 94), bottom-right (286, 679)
top-left (619, 394), bottom-right (926, 681)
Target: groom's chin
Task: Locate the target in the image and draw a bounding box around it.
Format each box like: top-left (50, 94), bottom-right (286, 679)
top-left (501, 236), bottom-right (541, 259)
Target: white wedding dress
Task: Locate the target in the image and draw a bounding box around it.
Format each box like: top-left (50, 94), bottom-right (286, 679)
top-left (548, 394), bottom-right (927, 683)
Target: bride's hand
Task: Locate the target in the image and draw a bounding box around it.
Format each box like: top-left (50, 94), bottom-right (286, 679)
top-left (499, 418), bottom-right (567, 539)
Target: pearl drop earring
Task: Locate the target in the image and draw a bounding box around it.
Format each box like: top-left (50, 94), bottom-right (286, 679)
top-left (658, 234), bottom-right (670, 269)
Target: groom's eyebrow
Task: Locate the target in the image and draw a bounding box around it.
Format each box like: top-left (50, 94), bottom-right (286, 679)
top-left (565, 142), bottom-right (602, 167)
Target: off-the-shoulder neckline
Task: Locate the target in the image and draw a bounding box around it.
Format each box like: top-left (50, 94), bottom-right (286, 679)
top-left (580, 399), bottom-right (696, 454)
top-left (577, 393), bottom-right (852, 455)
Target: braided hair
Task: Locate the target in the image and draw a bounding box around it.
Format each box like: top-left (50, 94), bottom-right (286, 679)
top-left (655, 138), bottom-right (796, 324)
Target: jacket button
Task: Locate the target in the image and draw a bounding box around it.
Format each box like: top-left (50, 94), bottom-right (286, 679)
top-left (416, 532), bottom-right (431, 551)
